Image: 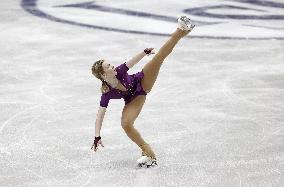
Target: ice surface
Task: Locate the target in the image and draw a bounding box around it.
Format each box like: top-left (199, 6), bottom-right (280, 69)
top-left (0, 0), bottom-right (284, 186)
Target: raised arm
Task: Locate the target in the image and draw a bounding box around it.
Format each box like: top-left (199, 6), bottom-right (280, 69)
top-left (91, 106), bottom-right (106, 152)
top-left (125, 48), bottom-right (155, 69)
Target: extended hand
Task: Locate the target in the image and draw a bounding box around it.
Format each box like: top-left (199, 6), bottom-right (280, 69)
top-left (91, 136), bottom-right (104, 152)
top-left (144, 48), bottom-right (155, 56)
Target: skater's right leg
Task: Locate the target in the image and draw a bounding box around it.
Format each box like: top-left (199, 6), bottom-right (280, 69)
top-left (121, 95), bottom-right (156, 159)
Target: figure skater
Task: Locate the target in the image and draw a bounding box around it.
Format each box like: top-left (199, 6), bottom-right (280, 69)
top-left (91, 16), bottom-right (195, 167)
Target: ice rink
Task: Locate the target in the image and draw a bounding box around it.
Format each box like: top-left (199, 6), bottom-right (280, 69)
top-left (1, 0), bottom-right (284, 186)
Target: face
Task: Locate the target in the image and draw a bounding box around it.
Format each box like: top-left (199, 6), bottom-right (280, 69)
top-left (101, 60), bottom-right (117, 79)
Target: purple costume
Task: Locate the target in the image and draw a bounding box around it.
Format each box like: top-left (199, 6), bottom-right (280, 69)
top-left (100, 63), bottom-right (147, 108)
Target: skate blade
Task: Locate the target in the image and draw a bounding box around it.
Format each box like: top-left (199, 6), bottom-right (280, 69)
top-left (136, 161), bottom-right (158, 169)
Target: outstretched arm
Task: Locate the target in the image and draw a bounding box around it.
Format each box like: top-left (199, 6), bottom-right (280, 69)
top-left (95, 106), bottom-right (106, 137)
top-left (126, 48), bottom-right (155, 69)
top-left (91, 106), bottom-right (106, 152)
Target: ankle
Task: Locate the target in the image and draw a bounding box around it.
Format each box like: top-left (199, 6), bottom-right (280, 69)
top-left (139, 143), bottom-right (149, 148)
top-left (174, 28), bottom-right (189, 38)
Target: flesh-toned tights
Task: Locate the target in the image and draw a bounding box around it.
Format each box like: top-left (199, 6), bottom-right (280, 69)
top-left (121, 29), bottom-right (188, 159)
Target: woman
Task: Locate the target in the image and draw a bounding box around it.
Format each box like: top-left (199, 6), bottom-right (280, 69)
top-left (91, 16), bottom-right (195, 166)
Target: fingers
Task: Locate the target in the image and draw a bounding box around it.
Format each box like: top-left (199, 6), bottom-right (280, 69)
top-left (94, 144), bottom-right (99, 152)
top-left (91, 143), bottom-right (98, 152)
top-left (144, 48), bottom-right (155, 56)
top-left (98, 140), bottom-right (104, 148)
top-left (91, 138), bottom-right (105, 153)
top-left (149, 48), bottom-right (155, 55)
top-left (146, 51), bottom-right (155, 56)
top-left (91, 143), bottom-right (104, 152)
top-left (94, 144), bottom-right (101, 152)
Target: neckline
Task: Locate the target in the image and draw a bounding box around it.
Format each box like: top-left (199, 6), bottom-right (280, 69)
top-left (106, 81), bottom-right (127, 92)
top-left (115, 82), bottom-right (127, 92)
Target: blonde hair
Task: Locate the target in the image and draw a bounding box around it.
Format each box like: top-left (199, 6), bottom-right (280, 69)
top-left (91, 60), bottom-right (110, 93)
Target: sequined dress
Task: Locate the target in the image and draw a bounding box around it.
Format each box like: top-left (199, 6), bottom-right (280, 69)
top-left (99, 63), bottom-right (147, 108)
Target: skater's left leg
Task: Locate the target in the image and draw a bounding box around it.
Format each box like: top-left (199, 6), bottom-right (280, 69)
top-left (121, 95), bottom-right (156, 159)
top-left (141, 29), bottom-right (189, 93)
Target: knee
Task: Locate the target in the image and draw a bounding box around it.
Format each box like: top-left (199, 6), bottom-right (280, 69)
top-left (121, 118), bottom-right (134, 132)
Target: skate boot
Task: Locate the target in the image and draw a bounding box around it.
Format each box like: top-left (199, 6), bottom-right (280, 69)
top-left (177, 15), bottom-right (195, 31)
top-left (139, 144), bottom-right (156, 159)
top-left (137, 155), bottom-right (158, 168)
top-left (137, 144), bottom-right (158, 168)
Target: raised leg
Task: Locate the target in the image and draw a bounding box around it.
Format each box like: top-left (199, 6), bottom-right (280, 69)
top-left (121, 95), bottom-right (156, 159)
top-left (141, 29), bottom-right (189, 93)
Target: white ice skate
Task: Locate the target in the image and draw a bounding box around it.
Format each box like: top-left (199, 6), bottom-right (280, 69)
top-left (177, 16), bottom-right (195, 31)
top-left (137, 156), bottom-right (158, 168)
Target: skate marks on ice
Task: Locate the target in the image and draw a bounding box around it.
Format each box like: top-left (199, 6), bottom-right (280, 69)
top-left (140, 39), bottom-right (284, 185)
top-left (0, 104), bottom-right (95, 186)
top-left (1, 40), bottom-right (283, 186)
top-left (12, 108), bottom-right (97, 186)
top-left (1, 0), bottom-right (284, 186)
top-left (0, 72), bottom-right (94, 186)
top-left (21, 0), bottom-right (284, 39)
